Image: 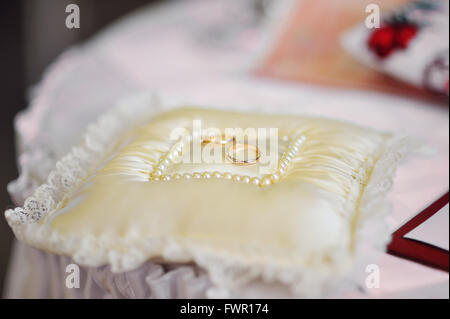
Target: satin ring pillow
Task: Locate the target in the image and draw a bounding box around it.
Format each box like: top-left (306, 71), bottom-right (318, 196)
top-left (5, 94), bottom-right (420, 297)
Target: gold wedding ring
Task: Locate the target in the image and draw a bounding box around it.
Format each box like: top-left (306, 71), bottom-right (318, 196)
top-left (226, 143), bottom-right (260, 166)
top-left (201, 133), bottom-right (235, 145)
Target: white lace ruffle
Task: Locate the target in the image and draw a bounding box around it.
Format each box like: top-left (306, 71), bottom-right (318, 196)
top-left (5, 92), bottom-right (422, 297)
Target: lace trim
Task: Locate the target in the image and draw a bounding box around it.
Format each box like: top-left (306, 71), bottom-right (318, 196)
top-left (5, 92), bottom-right (421, 297)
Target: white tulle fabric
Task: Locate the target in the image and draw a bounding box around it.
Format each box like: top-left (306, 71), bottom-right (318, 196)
top-left (4, 241), bottom-right (214, 299)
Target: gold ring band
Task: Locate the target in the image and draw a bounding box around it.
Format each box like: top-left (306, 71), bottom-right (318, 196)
top-left (201, 134), bottom-right (235, 145)
top-left (226, 143), bottom-right (260, 166)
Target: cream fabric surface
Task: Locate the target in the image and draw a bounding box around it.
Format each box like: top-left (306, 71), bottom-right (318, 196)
top-left (47, 107), bottom-right (384, 267)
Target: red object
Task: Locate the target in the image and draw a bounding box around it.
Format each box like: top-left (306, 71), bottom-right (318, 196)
top-left (396, 24), bottom-right (418, 49)
top-left (368, 25), bottom-right (397, 58)
top-left (368, 23), bottom-right (418, 58)
top-left (388, 192), bottom-right (449, 272)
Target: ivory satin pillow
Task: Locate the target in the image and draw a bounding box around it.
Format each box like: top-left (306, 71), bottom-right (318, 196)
top-left (5, 95), bottom-right (416, 296)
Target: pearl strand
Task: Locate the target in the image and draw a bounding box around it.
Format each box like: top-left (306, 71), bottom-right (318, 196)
top-left (149, 135), bottom-right (306, 187)
top-left (149, 139), bottom-right (185, 180)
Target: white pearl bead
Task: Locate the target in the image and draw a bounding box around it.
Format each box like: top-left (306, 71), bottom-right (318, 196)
top-left (260, 177), bottom-right (272, 187)
top-left (251, 177), bottom-right (260, 186)
top-left (271, 173), bottom-right (280, 183)
top-left (159, 164), bottom-right (166, 171)
top-left (213, 171), bottom-right (222, 178)
top-left (163, 175), bottom-right (171, 181)
top-left (173, 173), bottom-right (181, 179)
top-left (242, 176), bottom-right (250, 184)
top-left (279, 168), bottom-right (285, 175)
top-left (183, 173), bottom-right (192, 179)
top-left (224, 173), bottom-right (232, 180)
top-left (232, 175), bottom-right (241, 182)
top-left (203, 172), bottom-right (211, 179)
top-left (193, 172), bottom-right (202, 179)
top-left (153, 169), bottom-right (162, 176)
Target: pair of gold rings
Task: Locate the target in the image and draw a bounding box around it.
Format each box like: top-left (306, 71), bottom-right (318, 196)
top-left (201, 134), bottom-right (260, 166)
